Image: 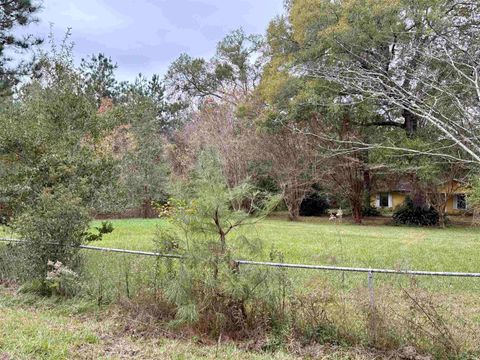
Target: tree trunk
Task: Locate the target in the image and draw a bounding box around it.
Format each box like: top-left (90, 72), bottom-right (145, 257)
top-left (351, 199), bottom-right (362, 224)
top-left (437, 201), bottom-right (447, 228)
top-left (142, 184), bottom-right (152, 218)
top-left (142, 198), bottom-right (152, 218)
top-left (362, 166), bottom-right (373, 210)
top-left (438, 212), bottom-right (446, 228)
top-left (283, 185), bottom-right (304, 221)
top-left (287, 200), bottom-right (301, 221)
top-left (284, 195), bottom-right (302, 221)
top-left (402, 109), bottom-right (418, 138)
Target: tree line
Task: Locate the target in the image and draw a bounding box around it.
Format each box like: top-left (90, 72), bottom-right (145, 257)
top-left (2, 0), bottom-right (480, 235)
top-left (164, 0), bottom-right (480, 224)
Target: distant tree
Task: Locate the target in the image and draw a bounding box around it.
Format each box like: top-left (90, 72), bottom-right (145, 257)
top-left (165, 28), bottom-right (264, 106)
top-left (115, 94), bottom-right (170, 218)
top-left (168, 101), bottom-right (254, 188)
top-left (0, 0), bottom-right (42, 96)
top-left (255, 0), bottom-right (480, 224)
top-left (258, 123), bottom-right (321, 221)
top-left (107, 74), bottom-right (185, 217)
top-left (258, 26), bottom-right (373, 223)
top-left (119, 73), bottom-right (185, 133)
top-left (80, 53), bottom-right (118, 102)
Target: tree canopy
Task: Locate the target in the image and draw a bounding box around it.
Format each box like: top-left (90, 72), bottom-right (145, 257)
top-left (0, 0), bottom-right (42, 95)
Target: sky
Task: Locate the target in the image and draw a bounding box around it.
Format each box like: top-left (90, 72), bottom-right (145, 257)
top-left (24, 0), bottom-right (284, 81)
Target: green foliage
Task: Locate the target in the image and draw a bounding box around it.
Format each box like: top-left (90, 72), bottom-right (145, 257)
top-left (80, 53), bottom-right (119, 102)
top-left (114, 82), bottom-right (171, 212)
top-left (165, 28), bottom-right (264, 106)
top-left (467, 176), bottom-right (480, 212)
top-left (153, 150), bottom-right (281, 333)
top-left (0, 41), bottom-right (120, 213)
top-left (0, 0), bottom-right (43, 95)
top-left (12, 191), bottom-right (90, 282)
top-left (362, 204), bottom-right (381, 217)
top-left (393, 198), bottom-right (440, 227)
top-left (107, 71), bottom-right (188, 216)
top-left (118, 73), bottom-right (185, 133)
top-left (0, 38), bottom-right (119, 285)
top-left (83, 221), bottom-right (114, 242)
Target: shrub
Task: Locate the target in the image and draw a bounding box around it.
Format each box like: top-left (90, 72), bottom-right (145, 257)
top-left (11, 191), bottom-right (91, 284)
top-left (362, 204), bottom-right (381, 217)
top-left (393, 197), bottom-right (440, 226)
top-left (84, 221), bottom-right (114, 242)
top-left (0, 41), bottom-right (120, 290)
top-left (300, 192), bottom-right (329, 216)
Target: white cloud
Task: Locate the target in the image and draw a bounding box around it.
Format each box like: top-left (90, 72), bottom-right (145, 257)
top-left (42, 0), bottom-right (132, 34)
top-left (19, 0), bottom-right (284, 80)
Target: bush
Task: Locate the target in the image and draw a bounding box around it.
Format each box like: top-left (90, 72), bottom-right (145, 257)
top-left (362, 204), bottom-right (381, 217)
top-left (300, 192), bottom-right (329, 216)
top-left (393, 198), bottom-right (440, 226)
top-left (11, 191), bottom-right (91, 284)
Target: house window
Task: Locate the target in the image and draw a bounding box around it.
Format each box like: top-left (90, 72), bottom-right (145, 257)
top-left (379, 193), bottom-right (390, 208)
top-left (455, 194), bottom-right (467, 210)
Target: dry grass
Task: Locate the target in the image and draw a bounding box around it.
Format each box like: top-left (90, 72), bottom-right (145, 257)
top-left (0, 284), bottom-right (448, 360)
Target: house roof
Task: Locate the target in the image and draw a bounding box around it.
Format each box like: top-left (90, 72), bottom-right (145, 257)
top-left (373, 177), bottom-right (414, 193)
top-left (373, 177), bottom-right (470, 194)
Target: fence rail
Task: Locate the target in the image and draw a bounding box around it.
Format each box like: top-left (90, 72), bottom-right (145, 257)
top-left (2, 237), bottom-right (480, 278)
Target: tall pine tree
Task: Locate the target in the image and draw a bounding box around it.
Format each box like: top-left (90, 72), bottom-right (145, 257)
top-left (0, 0), bottom-right (42, 95)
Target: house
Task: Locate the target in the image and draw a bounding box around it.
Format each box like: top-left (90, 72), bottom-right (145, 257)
top-left (370, 178), bottom-right (469, 214)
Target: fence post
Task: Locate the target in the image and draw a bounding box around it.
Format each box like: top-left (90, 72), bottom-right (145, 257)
top-left (368, 270), bottom-right (377, 341)
top-left (368, 270), bottom-right (375, 309)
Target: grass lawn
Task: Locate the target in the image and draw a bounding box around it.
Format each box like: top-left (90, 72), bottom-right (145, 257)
top-left (91, 215), bottom-right (480, 272)
top-left (2, 215), bottom-right (480, 358)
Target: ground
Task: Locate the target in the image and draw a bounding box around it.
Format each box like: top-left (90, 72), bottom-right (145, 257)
top-left (0, 287), bottom-right (393, 360)
top-left (1, 214), bottom-right (480, 359)
top-left (0, 287), bottom-right (294, 360)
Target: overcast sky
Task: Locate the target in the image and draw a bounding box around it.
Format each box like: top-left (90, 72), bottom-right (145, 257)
top-left (25, 0), bottom-right (284, 81)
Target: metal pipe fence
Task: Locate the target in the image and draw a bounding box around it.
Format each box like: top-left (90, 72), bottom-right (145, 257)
top-left (2, 236), bottom-right (480, 351)
top-left (2, 237), bottom-right (479, 277)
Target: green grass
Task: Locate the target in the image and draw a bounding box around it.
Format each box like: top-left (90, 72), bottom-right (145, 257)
top-left (2, 216), bottom-right (480, 358)
top-left (93, 216), bottom-right (480, 272)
